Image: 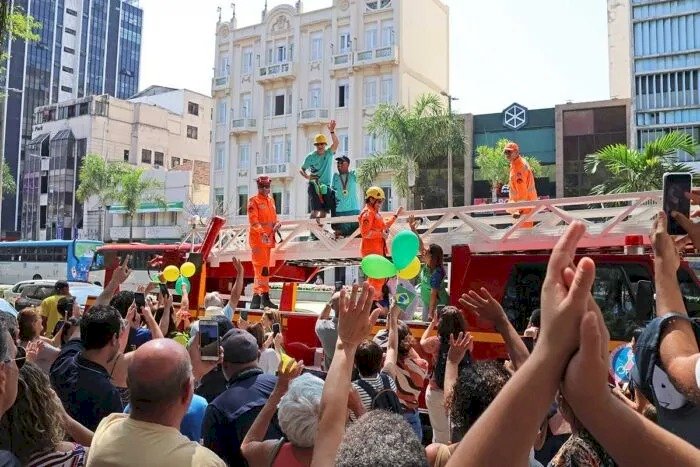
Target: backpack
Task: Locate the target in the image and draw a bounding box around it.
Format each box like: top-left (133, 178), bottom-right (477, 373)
top-left (433, 337), bottom-right (471, 390)
top-left (355, 373), bottom-right (403, 414)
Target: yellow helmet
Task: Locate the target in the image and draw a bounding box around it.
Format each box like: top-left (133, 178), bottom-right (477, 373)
top-left (365, 186), bottom-right (385, 200)
top-left (314, 134), bottom-right (328, 145)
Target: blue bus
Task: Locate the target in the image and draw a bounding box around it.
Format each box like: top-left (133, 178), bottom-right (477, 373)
top-left (0, 240), bottom-right (104, 284)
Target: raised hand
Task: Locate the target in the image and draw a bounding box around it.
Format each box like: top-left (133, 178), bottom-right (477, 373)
top-left (274, 358), bottom-right (304, 394)
top-left (651, 211), bottom-right (681, 275)
top-left (189, 333), bottom-right (224, 381)
top-left (328, 119), bottom-right (336, 133)
top-left (112, 255), bottom-right (132, 285)
top-left (459, 288), bottom-right (507, 327)
top-left (447, 331), bottom-right (473, 364)
top-left (336, 283), bottom-right (381, 348)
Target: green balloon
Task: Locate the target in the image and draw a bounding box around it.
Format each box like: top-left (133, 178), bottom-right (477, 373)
top-left (391, 230), bottom-right (420, 270)
top-left (361, 254), bottom-right (398, 279)
top-left (175, 276), bottom-right (191, 295)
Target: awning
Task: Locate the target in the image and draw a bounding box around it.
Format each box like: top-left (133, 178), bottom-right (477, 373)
top-left (108, 201), bottom-right (184, 214)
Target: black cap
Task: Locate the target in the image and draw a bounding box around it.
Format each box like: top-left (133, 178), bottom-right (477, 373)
top-left (335, 155), bottom-right (350, 164)
top-left (221, 328), bottom-right (259, 364)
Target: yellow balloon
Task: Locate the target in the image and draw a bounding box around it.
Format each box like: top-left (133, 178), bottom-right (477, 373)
top-left (397, 257), bottom-right (421, 280)
top-left (163, 265), bottom-right (180, 282)
top-left (180, 261), bottom-right (196, 278)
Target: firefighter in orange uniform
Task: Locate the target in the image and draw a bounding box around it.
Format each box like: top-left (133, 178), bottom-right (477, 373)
top-left (248, 176), bottom-right (281, 309)
top-left (359, 186), bottom-right (403, 300)
top-left (504, 142), bottom-right (538, 227)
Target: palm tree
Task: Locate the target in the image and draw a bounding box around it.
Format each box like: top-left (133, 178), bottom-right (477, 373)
top-left (584, 131), bottom-right (697, 194)
top-left (76, 154), bottom-right (130, 240)
top-left (114, 167), bottom-right (165, 242)
top-left (474, 139), bottom-right (543, 201)
top-left (0, 159), bottom-right (16, 200)
top-left (356, 93), bottom-right (465, 208)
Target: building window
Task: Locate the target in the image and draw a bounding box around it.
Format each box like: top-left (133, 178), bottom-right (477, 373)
top-left (238, 186), bottom-right (248, 215)
top-left (218, 56), bottom-right (230, 76)
top-left (78, 102), bottom-right (88, 115)
top-left (274, 94), bottom-right (285, 116)
top-left (169, 211), bottom-right (178, 225)
top-left (171, 156), bottom-right (180, 167)
top-left (186, 126), bottom-right (198, 139)
top-left (62, 65), bottom-right (74, 73)
top-left (66, 8), bottom-right (78, 16)
top-left (339, 32), bottom-right (351, 53)
top-left (364, 77), bottom-right (377, 106)
top-left (337, 131), bottom-right (349, 155)
top-left (364, 28), bottom-right (377, 50)
top-left (154, 151), bottom-right (164, 166)
top-left (310, 32), bottom-right (323, 61)
top-left (239, 144), bottom-right (250, 169)
top-left (381, 21), bottom-right (394, 46)
top-left (123, 150), bottom-right (129, 162)
top-left (242, 47), bottom-right (253, 73)
top-left (215, 142), bottom-right (225, 170)
top-left (188, 102), bottom-right (199, 116)
top-left (182, 158), bottom-right (190, 165)
top-left (338, 83), bottom-right (349, 108)
top-left (60, 85), bottom-right (73, 93)
top-left (216, 99), bottom-right (227, 124)
top-left (141, 149), bottom-right (152, 163)
top-left (63, 46), bottom-right (75, 54)
top-left (308, 82), bottom-right (321, 108)
top-left (240, 93), bottom-right (252, 118)
top-left (65, 27), bottom-right (76, 35)
top-left (380, 75), bottom-right (393, 103)
top-left (137, 213), bottom-right (145, 227)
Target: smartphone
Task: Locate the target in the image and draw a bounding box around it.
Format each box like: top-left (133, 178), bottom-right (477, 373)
top-left (663, 172), bottom-right (692, 235)
top-left (159, 283), bottom-right (170, 298)
top-left (272, 322), bottom-right (281, 337)
top-left (134, 292), bottom-right (146, 310)
top-left (199, 320), bottom-right (220, 361)
top-left (53, 320), bottom-right (66, 335)
top-left (334, 281), bottom-right (343, 292)
top-left (436, 304), bottom-right (447, 318)
top-left (240, 308), bottom-right (249, 321)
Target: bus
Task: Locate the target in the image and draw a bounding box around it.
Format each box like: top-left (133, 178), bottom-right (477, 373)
top-left (0, 240), bottom-right (104, 285)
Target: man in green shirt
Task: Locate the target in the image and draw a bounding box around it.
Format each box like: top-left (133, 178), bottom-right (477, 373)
top-left (299, 120), bottom-right (339, 221)
top-left (331, 155), bottom-right (360, 237)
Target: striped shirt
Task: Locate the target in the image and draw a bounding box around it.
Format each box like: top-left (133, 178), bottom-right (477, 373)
top-left (27, 443), bottom-right (87, 467)
top-left (383, 351), bottom-right (429, 410)
top-left (351, 372), bottom-right (399, 411)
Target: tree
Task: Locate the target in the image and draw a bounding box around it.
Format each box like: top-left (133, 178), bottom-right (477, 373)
top-left (76, 154), bottom-right (130, 240)
top-left (584, 131), bottom-right (697, 194)
top-left (356, 93), bottom-right (465, 208)
top-left (0, 160), bottom-right (15, 199)
top-left (474, 139), bottom-right (543, 201)
top-left (113, 167), bottom-right (165, 242)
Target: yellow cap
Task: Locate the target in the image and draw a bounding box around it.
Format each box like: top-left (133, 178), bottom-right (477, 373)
top-left (365, 186), bottom-right (385, 200)
top-left (314, 134), bottom-right (328, 145)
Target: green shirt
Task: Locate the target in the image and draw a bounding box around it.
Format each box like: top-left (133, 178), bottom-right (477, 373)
top-left (302, 148), bottom-right (334, 186)
top-left (331, 171), bottom-right (360, 212)
top-left (419, 264), bottom-right (449, 307)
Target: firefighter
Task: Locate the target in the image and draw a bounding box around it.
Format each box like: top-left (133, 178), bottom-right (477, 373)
top-left (504, 141), bottom-right (537, 227)
top-left (248, 176), bottom-right (281, 309)
top-left (359, 186), bottom-right (403, 300)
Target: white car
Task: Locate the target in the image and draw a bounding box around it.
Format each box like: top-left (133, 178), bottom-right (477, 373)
top-left (3, 279), bottom-right (53, 307)
top-left (6, 279), bottom-right (103, 310)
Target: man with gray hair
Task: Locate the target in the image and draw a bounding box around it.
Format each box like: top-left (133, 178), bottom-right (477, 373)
top-left (86, 339), bottom-right (225, 466)
top-left (315, 292), bottom-right (340, 370)
top-left (0, 322), bottom-right (22, 465)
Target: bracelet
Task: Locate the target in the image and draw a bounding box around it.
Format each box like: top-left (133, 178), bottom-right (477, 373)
top-left (330, 131), bottom-right (335, 134)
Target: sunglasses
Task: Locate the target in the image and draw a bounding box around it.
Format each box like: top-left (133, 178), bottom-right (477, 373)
top-left (3, 345), bottom-right (26, 371)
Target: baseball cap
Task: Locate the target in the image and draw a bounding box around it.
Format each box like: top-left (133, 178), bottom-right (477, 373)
top-left (335, 155), bottom-right (350, 164)
top-left (503, 142), bottom-right (519, 154)
top-left (222, 328), bottom-right (259, 364)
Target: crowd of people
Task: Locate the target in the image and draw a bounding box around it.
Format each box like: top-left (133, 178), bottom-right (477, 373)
top-left (1, 201), bottom-right (700, 466)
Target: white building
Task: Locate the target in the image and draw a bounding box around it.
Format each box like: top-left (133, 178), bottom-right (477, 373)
top-left (23, 87), bottom-right (212, 240)
top-left (210, 0), bottom-right (449, 224)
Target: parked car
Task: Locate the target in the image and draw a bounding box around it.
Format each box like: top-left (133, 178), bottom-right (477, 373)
top-left (0, 298), bottom-right (17, 317)
top-left (3, 280), bottom-right (54, 307)
top-left (12, 281), bottom-right (103, 312)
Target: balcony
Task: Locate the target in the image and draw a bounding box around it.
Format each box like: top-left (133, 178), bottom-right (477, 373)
top-left (255, 154), bottom-right (295, 179)
top-left (230, 118), bottom-right (257, 134)
top-left (257, 62), bottom-right (297, 83)
top-left (212, 75), bottom-right (229, 91)
top-left (109, 225), bottom-right (183, 241)
top-left (298, 108), bottom-right (329, 127)
top-left (353, 45), bottom-right (399, 67)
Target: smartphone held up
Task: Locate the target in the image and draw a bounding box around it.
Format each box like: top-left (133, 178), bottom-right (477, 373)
top-left (662, 172), bottom-right (692, 235)
top-left (199, 320), bottom-right (220, 361)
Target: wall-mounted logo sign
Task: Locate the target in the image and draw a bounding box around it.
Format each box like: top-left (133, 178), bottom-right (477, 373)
top-left (503, 103), bottom-right (528, 130)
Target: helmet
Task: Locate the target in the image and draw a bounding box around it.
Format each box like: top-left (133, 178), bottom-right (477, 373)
top-left (365, 186), bottom-right (385, 200)
top-left (314, 134), bottom-right (328, 145)
top-left (256, 176), bottom-right (271, 187)
top-left (504, 142), bottom-right (519, 154)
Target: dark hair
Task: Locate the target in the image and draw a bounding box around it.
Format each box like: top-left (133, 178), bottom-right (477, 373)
top-left (80, 305), bottom-right (122, 351)
top-left (154, 307), bottom-right (176, 336)
top-left (57, 296), bottom-right (74, 316)
top-left (247, 322), bottom-right (265, 349)
top-left (397, 320), bottom-right (413, 358)
top-left (528, 309), bottom-right (541, 328)
top-left (54, 280), bottom-right (69, 293)
top-left (336, 410), bottom-right (428, 467)
top-left (211, 315), bottom-right (234, 337)
top-left (110, 290), bottom-right (135, 318)
top-left (449, 360), bottom-right (510, 441)
top-left (428, 243), bottom-right (444, 268)
top-left (631, 327), bottom-right (644, 344)
top-left (355, 340), bottom-right (383, 377)
top-left (437, 306), bottom-right (467, 341)
top-left (17, 308), bottom-right (40, 341)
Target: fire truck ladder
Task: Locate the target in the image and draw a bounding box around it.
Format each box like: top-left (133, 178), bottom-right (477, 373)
top-left (207, 191), bottom-right (678, 267)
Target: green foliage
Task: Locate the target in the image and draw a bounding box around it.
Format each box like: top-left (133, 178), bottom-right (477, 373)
top-left (584, 130), bottom-right (697, 194)
top-left (474, 138), bottom-right (543, 190)
top-left (356, 93), bottom-right (466, 200)
top-left (0, 7), bottom-right (40, 79)
top-left (0, 159), bottom-right (16, 198)
top-left (113, 167), bottom-right (165, 241)
top-left (76, 154), bottom-right (130, 206)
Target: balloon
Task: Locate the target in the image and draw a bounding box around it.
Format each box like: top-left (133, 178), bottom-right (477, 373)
top-left (397, 257), bottom-right (421, 280)
top-left (180, 261), bottom-right (196, 278)
top-left (361, 254), bottom-right (397, 279)
top-left (175, 276), bottom-right (191, 295)
top-left (391, 230), bottom-right (420, 270)
top-left (163, 265), bottom-right (180, 282)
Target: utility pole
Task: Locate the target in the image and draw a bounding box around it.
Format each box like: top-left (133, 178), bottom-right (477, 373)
top-left (441, 91), bottom-right (458, 208)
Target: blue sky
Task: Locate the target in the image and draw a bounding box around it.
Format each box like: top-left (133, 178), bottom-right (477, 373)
top-left (139, 0), bottom-right (611, 114)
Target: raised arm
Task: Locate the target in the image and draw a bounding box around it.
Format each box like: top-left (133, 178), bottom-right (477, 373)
top-left (384, 303), bottom-right (400, 370)
top-left (222, 258), bottom-right (244, 320)
top-left (311, 283), bottom-right (379, 467)
top-left (95, 255), bottom-right (132, 306)
top-left (459, 288), bottom-right (529, 370)
top-left (419, 314), bottom-right (438, 349)
top-left (159, 294), bottom-right (173, 338)
top-left (408, 215), bottom-right (427, 255)
top-left (328, 120), bottom-right (339, 154)
top-left (444, 332), bottom-right (473, 403)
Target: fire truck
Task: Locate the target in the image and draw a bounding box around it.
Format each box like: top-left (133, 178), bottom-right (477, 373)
top-left (96, 190), bottom-right (700, 362)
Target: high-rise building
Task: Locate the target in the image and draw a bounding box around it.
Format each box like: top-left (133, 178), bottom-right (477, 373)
top-left (210, 0), bottom-right (449, 223)
top-left (608, 0), bottom-right (700, 155)
top-left (0, 0), bottom-right (143, 239)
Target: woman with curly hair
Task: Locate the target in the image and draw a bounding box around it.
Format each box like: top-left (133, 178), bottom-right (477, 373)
top-left (0, 362), bottom-right (92, 466)
top-left (16, 307), bottom-right (61, 373)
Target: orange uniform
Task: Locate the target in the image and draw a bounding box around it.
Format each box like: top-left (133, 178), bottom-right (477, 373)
top-left (359, 203), bottom-right (397, 299)
top-left (248, 192), bottom-right (278, 295)
top-left (507, 155), bottom-right (538, 224)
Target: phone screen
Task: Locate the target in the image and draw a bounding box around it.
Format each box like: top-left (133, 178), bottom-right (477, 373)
top-left (159, 283), bottom-right (170, 298)
top-left (663, 172), bottom-right (692, 235)
top-left (53, 320), bottom-right (66, 335)
top-left (199, 320), bottom-right (220, 361)
top-left (272, 322), bottom-right (281, 337)
top-left (240, 308), bottom-right (249, 321)
top-left (134, 292), bottom-right (146, 310)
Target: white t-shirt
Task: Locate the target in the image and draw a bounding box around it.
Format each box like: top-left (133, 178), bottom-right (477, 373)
top-left (86, 413), bottom-right (225, 466)
top-left (259, 348), bottom-right (280, 375)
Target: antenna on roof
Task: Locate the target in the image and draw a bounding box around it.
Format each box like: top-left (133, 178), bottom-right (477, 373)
top-left (216, 6), bottom-right (222, 22)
